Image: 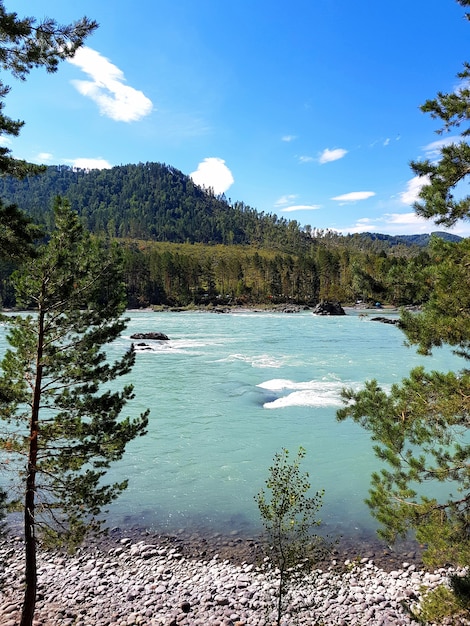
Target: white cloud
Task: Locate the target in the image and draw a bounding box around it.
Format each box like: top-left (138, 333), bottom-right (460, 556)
top-left (380, 212), bottom-right (470, 237)
top-left (370, 136), bottom-right (400, 148)
top-left (399, 175), bottom-right (430, 205)
top-left (383, 212), bottom-right (442, 234)
top-left (69, 157), bottom-right (112, 170)
top-left (455, 77), bottom-right (469, 96)
top-left (33, 153), bottom-right (112, 169)
top-left (282, 135), bottom-right (297, 142)
top-left (68, 47), bottom-right (153, 122)
top-left (298, 155), bottom-right (314, 163)
top-left (274, 194), bottom-right (298, 206)
top-left (331, 191), bottom-right (375, 203)
top-left (341, 211), bottom-right (449, 236)
top-left (422, 136), bottom-right (459, 160)
top-left (385, 212), bottom-right (428, 226)
top-left (319, 148), bottom-right (347, 164)
top-left (37, 152), bottom-right (53, 162)
top-left (190, 157), bottom-right (234, 195)
top-left (275, 194), bottom-right (320, 212)
top-left (281, 204), bottom-right (321, 213)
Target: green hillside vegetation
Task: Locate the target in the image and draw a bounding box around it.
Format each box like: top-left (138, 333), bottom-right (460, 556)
top-left (0, 163), bottom-right (309, 250)
top-left (0, 162), bottom-right (437, 309)
top-left (117, 238), bottom-right (432, 309)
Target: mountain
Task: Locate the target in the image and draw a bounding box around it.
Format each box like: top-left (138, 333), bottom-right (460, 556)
top-left (1, 161), bottom-right (461, 309)
top-left (0, 162), bottom-right (463, 251)
top-left (0, 162), bottom-right (309, 252)
top-left (357, 232), bottom-right (462, 247)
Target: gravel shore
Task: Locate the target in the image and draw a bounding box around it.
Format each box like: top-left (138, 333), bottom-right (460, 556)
top-left (0, 529), bottom-right (466, 626)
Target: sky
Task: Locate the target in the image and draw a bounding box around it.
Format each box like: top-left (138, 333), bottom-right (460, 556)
top-left (6, 0), bottom-right (470, 236)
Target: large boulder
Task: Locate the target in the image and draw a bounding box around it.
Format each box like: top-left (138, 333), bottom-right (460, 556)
top-left (130, 332), bottom-right (170, 340)
top-left (312, 301), bottom-right (346, 316)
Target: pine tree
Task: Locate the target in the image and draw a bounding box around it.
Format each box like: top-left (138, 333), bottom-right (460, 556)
top-left (0, 199), bottom-right (149, 626)
top-left (410, 0), bottom-right (470, 226)
top-left (0, 3), bottom-right (97, 258)
top-left (0, 3), bottom-right (97, 178)
top-left (337, 0), bottom-right (470, 568)
top-left (0, 201), bottom-right (43, 260)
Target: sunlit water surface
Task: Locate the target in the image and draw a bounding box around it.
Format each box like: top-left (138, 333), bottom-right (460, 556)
top-left (0, 309), bottom-right (462, 542)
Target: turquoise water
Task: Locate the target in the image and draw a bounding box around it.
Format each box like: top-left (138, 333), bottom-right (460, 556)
top-left (0, 309), bottom-right (462, 540)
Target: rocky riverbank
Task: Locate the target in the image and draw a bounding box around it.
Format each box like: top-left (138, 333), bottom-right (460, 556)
top-left (0, 530), bottom-right (466, 626)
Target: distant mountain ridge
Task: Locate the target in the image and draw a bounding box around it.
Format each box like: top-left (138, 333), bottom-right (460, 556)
top-left (356, 231), bottom-right (463, 246)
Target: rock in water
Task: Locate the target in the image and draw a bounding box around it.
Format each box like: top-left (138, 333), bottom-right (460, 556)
top-left (130, 332), bottom-right (170, 340)
top-left (371, 317), bottom-right (399, 325)
top-left (312, 301), bottom-right (346, 316)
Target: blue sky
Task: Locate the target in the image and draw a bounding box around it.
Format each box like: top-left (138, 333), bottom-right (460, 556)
top-left (7, 0), bottom-right (470, 236)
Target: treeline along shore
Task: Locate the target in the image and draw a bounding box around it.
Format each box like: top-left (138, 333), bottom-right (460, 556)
top-left (0, 161), bottom-right (455, 311)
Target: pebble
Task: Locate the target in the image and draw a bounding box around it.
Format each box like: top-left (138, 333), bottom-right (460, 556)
top-left (0, 535), bottom-right (467, 626)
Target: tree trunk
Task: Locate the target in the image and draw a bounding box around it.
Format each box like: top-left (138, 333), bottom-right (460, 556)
top-left (21, 477), bottom-right (37, 626)
top-left (277, 569), bottom-right (285, 626)
top-left (20, 308), bottom-right (44, 626)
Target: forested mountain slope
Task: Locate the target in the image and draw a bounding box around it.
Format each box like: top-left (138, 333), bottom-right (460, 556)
top-left (0, 162), bottom-right (310, 251)
top-left (0, 161), bottom-right (461, 309)
top-left (0, 162), bottom-right (460, 253)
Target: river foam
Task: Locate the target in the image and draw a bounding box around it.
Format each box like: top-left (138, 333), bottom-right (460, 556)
top-left (257, 378), bottom-right (354, 408)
